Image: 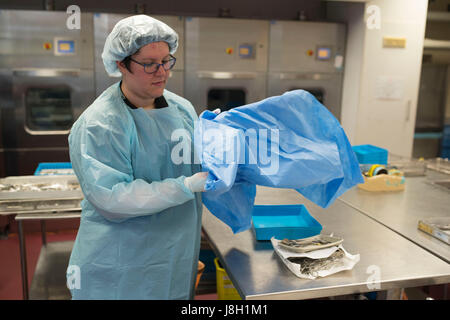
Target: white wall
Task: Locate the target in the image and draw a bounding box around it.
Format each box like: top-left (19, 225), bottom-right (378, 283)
top-left (328, 0), bottom-right (429, 157)
top-left (326, 1), bottom-right (366, 144)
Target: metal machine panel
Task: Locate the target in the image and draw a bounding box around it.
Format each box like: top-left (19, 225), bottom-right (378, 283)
top-left (269, 21), bottom-right (345, 73)
top-left (185, 17), bottom-right (268, 72)
top-left (185, 17), bottom-right (269, 114)
top-left (0, 10), bottom-right (93, 70)
top-left (0, 10), bottom-right (95, 176)
top-left (268, 21), bottom-right (346, 120)
top-left (93, 13), bottom-right (185, 97)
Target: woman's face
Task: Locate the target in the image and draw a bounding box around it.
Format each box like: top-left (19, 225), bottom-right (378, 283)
top-left (119, 41), bottom-right (171, 101)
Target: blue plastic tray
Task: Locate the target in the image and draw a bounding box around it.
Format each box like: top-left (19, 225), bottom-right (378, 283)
top-left (352, 144), bottom-right (388, 165)
top-left (34, 162), bottom-right (73, 175)
top-left (251, 204), bottom-right (322, 241)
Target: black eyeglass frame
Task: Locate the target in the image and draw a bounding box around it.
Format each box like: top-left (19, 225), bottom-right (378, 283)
top-left (129, 54), bottom-right (177, 74)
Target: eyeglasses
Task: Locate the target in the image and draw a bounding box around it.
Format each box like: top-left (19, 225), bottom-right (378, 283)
top-left (129, 55), bottom-right (176, 74)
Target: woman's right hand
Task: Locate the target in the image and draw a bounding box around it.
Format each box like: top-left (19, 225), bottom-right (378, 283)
top-left (184, 172), bottom-right (209, 192)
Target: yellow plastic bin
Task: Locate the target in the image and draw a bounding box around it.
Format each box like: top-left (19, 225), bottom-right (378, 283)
top-left (214, 257), bottom-right (241, 300)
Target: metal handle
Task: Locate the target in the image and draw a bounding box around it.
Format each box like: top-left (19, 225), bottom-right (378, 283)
top-left (406, 100), bottom-right (411, 122)
top-left (13, 68), bottom-right (81, 77)
top-left (6, 205), bottom-right (26, 209)
top-left (197, 71), bottom-right (257, 79)
top-left (277, 73), bottom-right (333, 81)
top-left (24, 126), bottom-right (70, 135)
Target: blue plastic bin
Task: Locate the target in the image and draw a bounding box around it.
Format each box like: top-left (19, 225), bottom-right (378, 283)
top-left (352, 144), bottom-right (388, 165)
top-left (441, 147), bottom-right (450, 159)
top-left (251, 204), bottom-right (322, 241)
top-left (441, 125), bottom-right (450, 148)
top-left (34, 162), bottom-right (73, 175)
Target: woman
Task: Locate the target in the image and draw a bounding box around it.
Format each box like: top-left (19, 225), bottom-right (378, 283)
top-left (66, 15), bottom-right (209, 299)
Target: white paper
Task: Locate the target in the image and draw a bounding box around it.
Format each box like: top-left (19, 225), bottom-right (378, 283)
top-left (271, 237), bottom-right (360, 280)
top-left (375, 76), bottom-right (404, 100)
top-left (334, 55), bottom-right (344, 69)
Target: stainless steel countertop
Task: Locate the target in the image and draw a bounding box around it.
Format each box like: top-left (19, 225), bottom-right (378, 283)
top-left (202, 186), bottom-right (450, 300)
top-left (339, 170), bottom-right (450, 263)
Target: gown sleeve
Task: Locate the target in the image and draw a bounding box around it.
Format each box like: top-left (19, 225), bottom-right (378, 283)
top-left (69, 114), bottom-right (195, 222)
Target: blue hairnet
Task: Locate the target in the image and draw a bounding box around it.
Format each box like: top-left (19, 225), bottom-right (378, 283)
top-left (102, 15), bottom-right (179, 77)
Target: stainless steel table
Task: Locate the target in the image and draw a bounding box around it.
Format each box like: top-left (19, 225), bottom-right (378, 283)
top-left (339, 170), bottom-right (450, 263)
top-left (15, 211), bottom-right (81, 300)
top-left (201, 186), bottom-right (450, 300)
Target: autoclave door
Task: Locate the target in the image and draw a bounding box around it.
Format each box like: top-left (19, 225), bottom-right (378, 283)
top-left (0, 68), bottom-right (94, 175)
top-left (267, 73), bottom-right (343, 120)
top-left (185, 72), bottom-right (266, 114)
top-left (185, 17), bottom-right (269, 115)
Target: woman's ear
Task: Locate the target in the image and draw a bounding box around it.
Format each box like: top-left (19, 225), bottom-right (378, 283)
top-left (116, 60), bottom-right (126, 74)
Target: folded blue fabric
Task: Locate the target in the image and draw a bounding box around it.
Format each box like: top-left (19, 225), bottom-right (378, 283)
top-left (195, 90), bottom-right (364, 233)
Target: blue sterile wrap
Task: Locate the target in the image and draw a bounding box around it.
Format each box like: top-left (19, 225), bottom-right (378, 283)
top-left (195, 90), bottom-right (364, 233)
